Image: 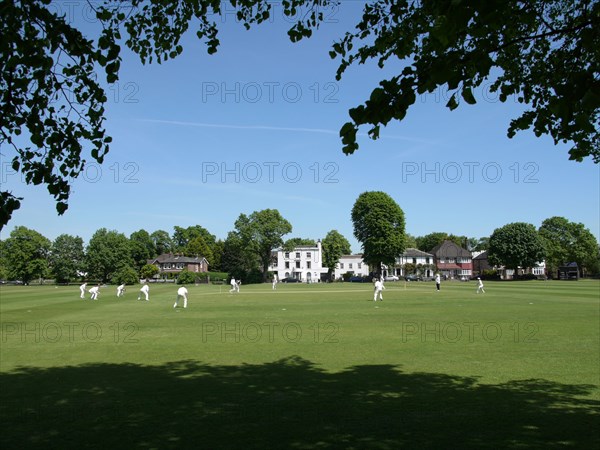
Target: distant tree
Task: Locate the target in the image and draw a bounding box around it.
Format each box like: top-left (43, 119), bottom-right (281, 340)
top-left (85, 228), bottom-right (133, 283)
top-left (112, 266), bottom-right (139, 285)
top-left (416, 232), bottom-right (449, 252)
top-left (234, 209), bottom-right (292, 282)
top-left (474, 237), bottom-right (490, 252)
top-left (488, 222), bottom-right (545, 271)
top-left (211, 239), bottom-right (225, 272)
top-left (140, 263), bottom-right (159, 280)
top-left (283, 237), bottom-right (317, 251)
top-left (404, 233), bottom-right (417, 249)
top-left (403, 262), bottom-right (416, 275)
top-left (539, 216), bottom-right (599, 277)
top-left (177, 269), bottom-right (197, 285)
top-left (3, 226), bottom-right (51, 283)
top-left (0, 240), bottom-right (7, 280)
top-left (129, 240), bottom-right (151, 272)
top-left (150, 230), bottom-right (174, 255)
top-left (221, 231), bottom-right (257, 282)
top-left (185, 236), bottom-right (214, 266)
top-left (351, 191), bottom-right (405, 275)
top-left (130, 229), bottom-right (156, 258)
top-left (173, 225), bottom-right (216, 251)
top-left (50, 234), bottom-right (85, 283)
top-left (322, 230), bottom-right (352, 279)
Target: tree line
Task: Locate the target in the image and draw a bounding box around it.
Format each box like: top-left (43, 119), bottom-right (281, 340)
top-left (0, 193), bottom-right (598, 284)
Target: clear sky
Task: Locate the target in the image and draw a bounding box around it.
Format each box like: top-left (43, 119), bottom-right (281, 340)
top-left (2, 1), bottom-right (599, 252)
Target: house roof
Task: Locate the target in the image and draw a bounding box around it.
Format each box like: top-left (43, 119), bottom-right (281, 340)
top-left (430, 240), bottom-right (471, 258)
top-left (436, 263), bottom-right (462, 270)
top-left (148, 253), bottom-right (208, 265)
top-left (473, 251), bottom-right (488, 260)
top-left (400, 248), bottom-right (433, 258)
top-left (340, 254), bottom-right (364, 259)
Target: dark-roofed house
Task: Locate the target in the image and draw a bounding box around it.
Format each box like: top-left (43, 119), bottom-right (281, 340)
top-left (148, 253), bottom-right (209, 278)
top-left (472, 251), bottom-right (492, 276)
top-left (430, 240), bottom-right (472, 279)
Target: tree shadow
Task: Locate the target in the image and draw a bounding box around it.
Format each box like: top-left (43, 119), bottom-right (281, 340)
top-left (1, 357), bottom-right (598, 449)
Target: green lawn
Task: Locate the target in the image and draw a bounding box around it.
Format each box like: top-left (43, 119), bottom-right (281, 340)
top-left (1, 280), bottom-right (598, 449)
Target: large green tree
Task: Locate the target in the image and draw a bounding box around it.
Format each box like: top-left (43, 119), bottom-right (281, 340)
top-left (283, 238), bottom-right (317, 251)
top-left (85, 228), bottom-right (134, 282)
top-left (234, 209), bottom-right (292, 282)
top-left (351, 191), bottom-right (405, 275)
top-left (3, 0), bottom-right (597, 230)
top-left (321, 230), bottom-right (352, 279)
top-left (173, 225), bottom-right (216, 251)
top-left (3, 226), bottom-right (51, 283)
top-left (50, 234), bottom-right (85, 283)
top-left (150, 230), bottom-right (174, 255)
top-left (539, 216), bottom-right (599, 277)
top-left (221, 231), bottom-right (258, 282)
top-left (488, 222), bottom-right (545, 271)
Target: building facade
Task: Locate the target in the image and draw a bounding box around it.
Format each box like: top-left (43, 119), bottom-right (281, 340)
top-left (388, 248), bottom-right (435, 278)
top-left (430, 240), bottom-right (473, 279)
top-left (148, 253), bottom-right (209, 279)
top-left (268, 241), bottom-right (329, 282)
top-left (334, 254), bottom-right (370, 280)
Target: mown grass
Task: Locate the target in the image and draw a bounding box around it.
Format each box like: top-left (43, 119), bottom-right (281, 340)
top-left (1, 280), bottom-right (598, 449)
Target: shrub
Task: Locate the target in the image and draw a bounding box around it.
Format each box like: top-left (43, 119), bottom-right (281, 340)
top-left (177, 270), bottom-right (197, 285)
top-left (112, 266), bottom-right (138, 285)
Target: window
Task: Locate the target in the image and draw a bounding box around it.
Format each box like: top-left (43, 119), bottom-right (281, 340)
top-left (426, 258), bottom-right (430, 264)
top-left (284, 252), bottom-right (290, 259)
top-left (295, 252), bottom-right (300, 259)
top-left (163, 263), bottom-right (172, 269)
top-left (340, 263), bottom-right (344, 269)
top-left (176, 263), bottom-right (184, 269)
top-left (296, 261), bottom-right (301, 269)
top-left (285, 262), bottom-right (290, 269)
top-left (349, 263), bottom-right (353, 269)
top-left (358, 263), bottom-right (362, 269)
top-left (307, 261), bottom-right (311, 269)
top-left (306, 252), bottom-right (311, 258)
top-left (412, 258), bottom-right (417, 264)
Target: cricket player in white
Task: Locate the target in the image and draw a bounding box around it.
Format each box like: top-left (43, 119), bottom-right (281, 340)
top-left (435, 274), bottom-right (441, 291)
top-left (117, 283), bottom-right (126, 297)
top-left (80, 282), bottom-right (87, 299)
top-left (229, 278), bottom-right (240, 293)
top-left (174, 286), bottom-right (189, 308)
top-left (476, 277), bottom-right (485, 294)
top-left (89, 285), bottom-right (100, 300)
top-left (272, 274), bottom-right (278, 290)
top-left (138, 283), bottom-right (150, 301)
top-left (373, 278), bottom-right (385, 301)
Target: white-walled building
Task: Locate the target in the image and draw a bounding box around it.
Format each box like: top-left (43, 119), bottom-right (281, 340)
top-left (268, 241), bottom-right (370, 282)
top-left (386, 248), bottom-right (435, 278)
top-left (334, 254), bottom-right (370, 280)
top-left (269, 241), bottom-right (328, 282)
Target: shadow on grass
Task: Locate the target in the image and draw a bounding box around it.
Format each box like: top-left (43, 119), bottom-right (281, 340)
top-left (1, 357), bottom-right (598, 449)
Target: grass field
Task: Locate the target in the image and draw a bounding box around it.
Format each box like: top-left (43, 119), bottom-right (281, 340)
top-left (1, 280), bottom-right (598, 449)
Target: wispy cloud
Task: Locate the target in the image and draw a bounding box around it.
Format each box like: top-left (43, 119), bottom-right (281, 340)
top-left (137, 118), bottom-right (437, 144)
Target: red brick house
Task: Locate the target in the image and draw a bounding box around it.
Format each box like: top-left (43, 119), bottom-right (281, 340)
top-left (430, 240), bottom-right (473, 279)
top-left (148, 253), bottom-right (209, 278)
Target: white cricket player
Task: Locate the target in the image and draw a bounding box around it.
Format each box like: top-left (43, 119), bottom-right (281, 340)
top-left (117, 283), bottom-right (126, 297)
top-left (476, 277), bottom-right (485, 294)
top-left (80, 282), bottom-right (87, 299)
top-left (272, 274), bottom-right (278, 290)
top-left (374, 278), bottom-right (385, 301)
top-left (174, 286), bottom-right (189, 308)
top-left (89, 285), bottom-right (100, 300)
top-left (229, 278), bottom-right (240, 293)
top-left (435, 273), bottom-right (441, 291)
top-left (138, 283), bottom-right (150, 301)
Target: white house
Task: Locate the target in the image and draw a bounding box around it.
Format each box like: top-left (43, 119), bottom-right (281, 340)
top-left (387, 248), bottom-right (435, 278)
top-left (334, 254), bottom-right (370, 280)
top-left (269, 241), bottom-right (328, 282)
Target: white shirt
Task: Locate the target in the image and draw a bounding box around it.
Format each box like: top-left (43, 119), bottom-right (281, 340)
top-left (140, 284), bottom-right (149, 292)
top-left (178, 287), bottom-right (188, 296)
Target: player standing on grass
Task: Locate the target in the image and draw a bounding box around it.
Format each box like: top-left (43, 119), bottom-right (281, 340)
top-left (374, 278), bottom-right (385, 301)
top-left (272, 274), bottom-right (278, 290)
top-left (117, 283), bottom-right (126, 297)
top-left (174, 286), bottom-right (189, 308)
top-left (80, 282), bottom-right (87, 299)
top-left (89, 284), bottom-right (100, 300)
top-left (435, 273), bottom-right (441, 292)
top-left (138, 282), bottom-right (150, 301)
top-left (476, 277), bottom-right (485, 294)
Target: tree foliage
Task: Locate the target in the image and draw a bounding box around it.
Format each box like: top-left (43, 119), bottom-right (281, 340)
top-left (3, 226), bottom-right (51, 283)
top-left (321, 230), bottom-right (352, 277)
top-left (140, 263), bottom-right (159, 280)
top-left (351, 191), bottom-right (405, 273)
top-left (539, 216), bottom-right (599, 276)
top-left (283, 237), bottom-right (317, 252)
top-left (2, 0), bottom-right (597, 230)
top-left (488, 222), bottom-right (545, 271)
top-left (331, 0), bottom-right (599, 162)
top-left (50, 234), bottom-right (85, 283)
top-left (85, 228), bottom-right (133, 282)
top-left (150, 230), bottom-right (174, 255)
top-left (234, 209), bottom-right (292, 282)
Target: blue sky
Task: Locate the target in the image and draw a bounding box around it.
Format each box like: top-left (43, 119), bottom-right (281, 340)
top-left (2, 1), bottom-right (599, 252)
